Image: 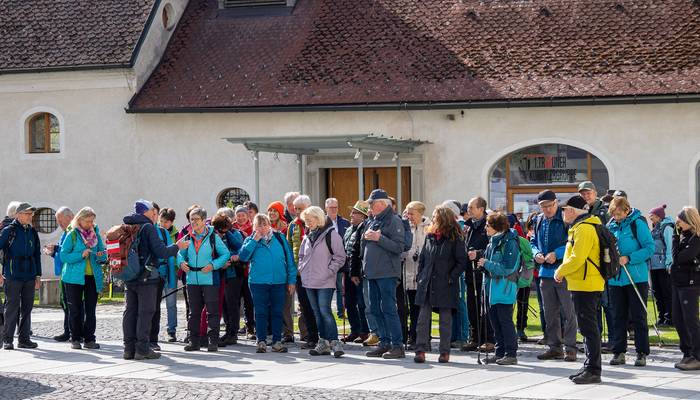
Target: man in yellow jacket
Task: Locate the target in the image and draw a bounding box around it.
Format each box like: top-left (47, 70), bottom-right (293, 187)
top-left (555, 195), bottom-right (605, 385)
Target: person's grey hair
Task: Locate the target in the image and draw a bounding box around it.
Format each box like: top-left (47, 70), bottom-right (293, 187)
top-left (293, 194), bottom-right (312, 207)
top-left (70, 207), bottom-right (96, 229)
top-left (284, 192), bottom-right (300, 204)
top-left (217, 207), bottom-right (235, 219)
top-left (301, 206), bottom-right (326, 226)
top-left (6, 201), bottom-right (21, 218)
top-left (189, 207), bottom-right (207, 221)
top-left (324, 198), bottom-right (338, 208)
top-left (253, 213), bottom-right (271, 228)
top-left (441, 200), bottom-right (461, 218)
top-left (56, 207), bottom-right (74, 218)
top-left (372, 198), bottom-right (392, 208)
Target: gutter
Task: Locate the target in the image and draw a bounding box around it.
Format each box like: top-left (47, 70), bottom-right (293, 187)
top-left (125, 92), bottom-right (700, 113)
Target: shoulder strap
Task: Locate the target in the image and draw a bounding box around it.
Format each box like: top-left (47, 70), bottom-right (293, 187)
top-left (325, 228), bottom-right (334, 255)
top-left (630, 218), bottom-right (639, 243)
top-left (209, 228), bottom-right (218, 259)
top-left (274, 231), bottom-right (290, 266)
top-left (7, 225), bottom-right (16, 248)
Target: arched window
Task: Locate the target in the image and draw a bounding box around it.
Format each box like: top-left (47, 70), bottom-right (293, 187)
top-left (27, 112), bottom-right (60, 153)
top-left (217, 187), bottom-right (251, 208)
top-left (489, 143), bottom-right (609, 215)
top-left (33, 207), bottom-right (58, 234)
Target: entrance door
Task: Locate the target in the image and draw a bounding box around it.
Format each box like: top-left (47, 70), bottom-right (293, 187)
top-left (509, 187), bottom-right (578, 216)
top-left (327, 167), bottom-right (411, 218)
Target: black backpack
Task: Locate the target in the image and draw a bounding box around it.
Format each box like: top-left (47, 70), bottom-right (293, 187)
top-left (581, 222), bottom-right (621, 280)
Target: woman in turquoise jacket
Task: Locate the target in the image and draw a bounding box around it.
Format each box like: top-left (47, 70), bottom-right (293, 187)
top-left (648, 205), bottom-right (675, 326)
top-left (239, 214), bottom-right (297, 354)
top-left (477, 212), bottom-right (520, 366)
top-left (59, 207), bottom-right (106, 350)
top-left (607, 198), bottom-right (655, 367)
top-left (177, 207), bottom-right (230, 351)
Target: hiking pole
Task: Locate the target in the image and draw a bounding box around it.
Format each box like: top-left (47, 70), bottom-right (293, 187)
top-left (471, 261), bottom-right (483, 365)
top-left (647, 281), bottom-right (664, 347)
top-left (620, 265), bottom-right (664, 346)
top-left (160, 284), bottom-right (185, 301)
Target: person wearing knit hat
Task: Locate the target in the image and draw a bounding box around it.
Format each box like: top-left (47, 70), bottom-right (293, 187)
top-left (267, 201), bottom-right (288, 234)
top-left (648, 204), bottom-right (675, 327)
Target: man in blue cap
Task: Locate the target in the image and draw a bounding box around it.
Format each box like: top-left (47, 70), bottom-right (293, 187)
top-left (361, 189), bottom-right (407, 359)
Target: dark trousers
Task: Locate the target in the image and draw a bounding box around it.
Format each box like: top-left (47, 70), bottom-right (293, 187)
top-left (65, 276), bottom-right (98, 343)
top-left (534, 277), bottom-right (547, 336)
top-left (396, 279), bottom-right (419, 343)
top-left (572, 291), bottom-right (602, 375)
top-left (123, 281), bottom-right (159, 354)
top-left (149, 278), bottom-right (166, 343)
top-left (649, 269), bottom-right (673, 324)
top-left (59, 281), bottom-right (71, 336)
top-left (180, 273), bottom-right (190, 331)
top-left (609, 283), bottom-right (650, 355)
top-left (598, 284), bottom-right (615, 344)
top-left (488, 303), bottom-right (518, 358)
top-left (516, 286), bottom-right (530, 333)
top-left (672, 285), bottom-right (700, 360)
top-left (466, 271), bottom-right (494, 344)
top-left (296, 276), bottom-right (319, 343)
top-left (241, 276), bottom-right (255, 333)
top-left (223, 276), bottom-right (244, 336)
top-left (187, 284), bottom-right (220, 345)
top-left (2, 279), bottom-right (35, 344)
top-left (415, 305), bottom-right (452, 353)
top-left (344, 272), bottom-right (369, 335)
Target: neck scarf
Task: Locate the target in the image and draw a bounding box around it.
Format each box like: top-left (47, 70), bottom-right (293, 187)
top-left (77, 227), bottom-right (98, 249)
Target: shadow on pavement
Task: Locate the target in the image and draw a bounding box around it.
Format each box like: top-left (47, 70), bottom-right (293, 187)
top-left (0, 375), bottom-right (55, 400)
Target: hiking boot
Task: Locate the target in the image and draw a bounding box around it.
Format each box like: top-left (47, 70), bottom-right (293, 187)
top-left (569, 367), bottom-right (586, 380)
top-left (537, 349), bottom-right (565, 360)
top-left (223, 336), bottom-right (238, 346)
top-left (256, 341), bottom-right (267, 353)
top-left (123, 350), bottom-right (135, 360)
top-left (331, 340), bottom-right (345, 358)
top-left (271, 341), bottom-right (288, 353)
top-left (167, 333), bottom-right (177, 343)
top-left (478, 342), bottom-right (495, 352)
top-left (564, 350), bottom-right (577, 362)
top-left (496, 356), bottom-right (518, 365)
top-left (207, 341), bottom-right (218, 352)
top-left (184, 342), bottom-right (201, 352)
top-left (150, 342), bottom-right (161, 351)
top-left (382, 346), bottom-right (406, 359)
top-left (17, 340), bottom-right (37, 349)
top-left (610, 353), bottom-right (626, 365)
top-left (134, 350), bottom-right (161, 360)
top-left (238, 327), bottom-right (247, 335)
top-left (414, 351), bottom-right (426, 363)
top-left (484, 355), bottom-right (499, 364)
top-left (354, 333), bottom-right (369, 344)
top-left (53, 332), bottom-right (70, 342)
top-left (571, 370), bottom-right (601, 385)
top-left (677, 357), bottom-right (700, 371)
top-left (363, 333), bottom-right (380, 347)
top-left (84, 341), bottom-right (100, 350)
top-left (281, 335), bottom-right (294, 344)
top-left (438, 352), bottom-right (450, 363)
top-left (461, 341), bottom-right (479, 352)
top-left (309, 339), bottom-right (331, 356)
top-left (342, 333), bottom-right (359, 343)
top-left (518, 333), bottom-right (528, 343)
top-left (71, 341), bottom-right (82, 350)
top-left (675, 356), bottom-right (693, 369)
top-left (365, 346), bottom-right (390, 357)
top-left (634, 353), bottom-right (646, 367)
top-left (450, 340), bottom-right (465, 349)
top-left (300, 341), bottom-right (318, 350)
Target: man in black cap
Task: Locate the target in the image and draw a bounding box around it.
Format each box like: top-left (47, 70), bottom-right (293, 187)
top-left (0, 203), bottom-right (41, 350)
top-left (531, 190), bottom-right (578, 362)
top-left (361, 189), bottom-right (407, 359)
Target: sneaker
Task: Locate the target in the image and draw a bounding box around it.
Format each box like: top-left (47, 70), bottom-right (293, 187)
top-left (53, 332), bottom-right (70, 342)
top-left (564, 350), bottom-right (577, 362)
top-left (518, 333), bottom-right (528, 343)
top-left (271, 341), bottom-right (288, 353)
top-left (207, 341), bottom-right (218, 352)
top-left (256, 341), bottom-right (267, 353)
top-left (601, 346), bottom-right (614, 354)
top-left (363, 333), bottom-right (380, 347)
top-left (281, 335), bottom-right (294, 344)
top-left (461, 341), bottom-right (479, 352)
top-left (150, 343), bottom-right (161, 351)
top-left (484, 355), bottom-right (499, 364)
top-left (309, 340), bottom-right (331, 356)
top-left (610, 353), bottom-right (626, 365)
top-left (677, 357), bottom-right (700, 371)
top-left (123, 350), bottom-right (135, 360)
top-left (365, 346), bottom-right (390, 357)
top-left (184, 342), bottom-right (201, 352)
top-left (167, 333), bottom-right (177, 343)
top-left (496, 356), bottom-right (518, 365)
top-left (354, 333), bottom-right (369, 344)
top-left (331, 340), bottom-right (344, 358)
top-left (537, 349), bottom-right (565, 360)
top-left (478, 342), bottom-right (495, 352)
top-left (634, 353), bottom-right (646, 367)
top-left (238, 327), bottom-right (247, 335)
top-left (17, 340), bottom-right (38, 349)
top-left (300, 341), bottom-right (318, 350)
top-left (382, 346), bottom-right (406, 359)
top-left (342, 333), bottom-right (359, 343)
top-left (134, 350), bottom-right (161, 360)
top-left (3, 342), bottom-right (14, 350)
top-left (438, 352), bottom-right (450, 363)
top-left (223, 336), bottom-right (238, 346)
top-left (71, 341), bottom-right (82, 350)
top-left (414, 351), bottom-right (426, 363)
top-left (675, 356), bottom-right (693, 369)
top-left (571, 370), bottom-right (601, 385)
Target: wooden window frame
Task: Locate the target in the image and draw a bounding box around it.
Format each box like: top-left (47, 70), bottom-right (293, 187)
top-left (27, 113), bottom-right (60, 154)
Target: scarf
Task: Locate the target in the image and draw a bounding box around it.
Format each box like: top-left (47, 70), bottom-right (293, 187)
top-left (77, 227), bottom-right (98, 249)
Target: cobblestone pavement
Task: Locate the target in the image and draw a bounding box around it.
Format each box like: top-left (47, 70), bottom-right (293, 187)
top-left (0, 372), bottom-right (523, 400)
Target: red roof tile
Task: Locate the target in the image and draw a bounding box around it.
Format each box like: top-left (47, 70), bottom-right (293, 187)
top-left (0, 0), bottom-right (156, 72)
top-left (129, 0), bottom-right (700, 111)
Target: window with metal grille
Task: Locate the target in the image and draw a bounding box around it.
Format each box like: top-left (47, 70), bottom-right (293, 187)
top-left (223, 0), bottom-right (286, 7)
top-left (33, 207), bottom-right (58, 234)
top-left (217, 188), bottom-right (251, 208)
top-left (27, 113), bottom-right (60, 153)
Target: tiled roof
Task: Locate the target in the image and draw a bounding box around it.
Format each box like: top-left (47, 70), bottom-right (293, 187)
top-left (0, 0), bottom-right (156, 72)
top-left (129, 0), bottom-right (700, 111)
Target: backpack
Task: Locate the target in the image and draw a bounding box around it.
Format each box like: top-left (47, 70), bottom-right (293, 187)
top-left (105, 224), bottom-right (151, 282)
top-left (0, 224), bottom-right (16, 267)
top-left (507, 236), bottom-right (535, 288)
top-left (273, 231), bottom-right (290, 266)
top-left (581, 222), bottom-right (621, 280)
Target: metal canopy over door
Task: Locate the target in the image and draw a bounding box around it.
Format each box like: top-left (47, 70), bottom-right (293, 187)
top-left (328, 167), bottom-right (411, 219)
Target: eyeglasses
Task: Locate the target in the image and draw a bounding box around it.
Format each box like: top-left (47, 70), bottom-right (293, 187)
top-left (190, 217), bottom-right (203, 222)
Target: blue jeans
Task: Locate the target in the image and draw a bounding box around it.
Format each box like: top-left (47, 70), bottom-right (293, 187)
top-left (249, 283), bottom-right (286, 343)
top-left (368, 278), bottom-right (403, 347)
top-left (335, 273), bottom-right (344, 315)
top-left (306, 288), bottom-right (339, 341)
top-left (489, 303), bottom-right (518, 358)
top-left (362, 278), bottom-right (378, 333)
top-left (451, 273), bottom-right (469, 342)
top-left (164, 287), bottom-right (178, 334)
top-left (345, 273), bottom-right (369, 334)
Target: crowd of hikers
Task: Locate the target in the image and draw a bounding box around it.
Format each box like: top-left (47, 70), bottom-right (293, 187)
top-left (1, 181), bottom-right (699, 385)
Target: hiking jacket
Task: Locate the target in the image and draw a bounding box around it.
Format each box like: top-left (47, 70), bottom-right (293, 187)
top-left (361, 206), bottom-right (405, 280)
top-left (0, 220), bottom-right (42, 281)
top-left (298, 220), bottom-right (346, 289)
top-left (404, 217), bottom-right (430, 290)
top-left (239, 232), bottom-right (297, 285)
top-left (177, 226), bottom-right (230, 286)
top-left (607, 208), bottom-right (654, 286)
top-left (415, 233), bottom-right (468, 309)
top-left (671, 231), bottom-right (700, 287)
top-left (530, 208), bottom-right (568, 279)
top-left (123, 213), bottom-right (181, 284)
top-left (650, 217), bottom-right (675, 270)
top-left (60, 226), bottom-right (107, 292)
top-left (483, 229), bottom-right (520, 305)
top-left (556, 214), bottom-right (604, 292)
